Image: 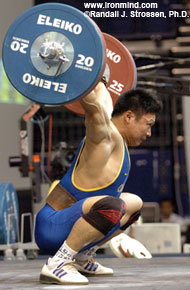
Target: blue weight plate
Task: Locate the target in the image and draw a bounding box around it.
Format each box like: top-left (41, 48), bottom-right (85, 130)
top-left (2, 3), bottom-right (105, 104)
top-left (0, 182), bottom-right (19, 244)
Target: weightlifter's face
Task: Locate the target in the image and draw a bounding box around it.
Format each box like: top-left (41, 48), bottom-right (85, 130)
top-left (124, 112), bottom-right (156, 146)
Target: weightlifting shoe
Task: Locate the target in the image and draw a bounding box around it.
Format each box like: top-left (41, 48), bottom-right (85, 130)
top-left (74, 248), bottom-right (113, 275)
top-left (40, 258), bottom-right (88, 285)
top-left (75, 258), bottom-right (113, 275)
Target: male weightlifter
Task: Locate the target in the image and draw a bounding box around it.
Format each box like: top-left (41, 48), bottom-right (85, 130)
top-left (35, 81), bottom-right (162, 285)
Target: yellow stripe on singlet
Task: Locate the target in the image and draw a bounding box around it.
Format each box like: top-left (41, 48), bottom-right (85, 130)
top-left (71, 138), bottom-right (126, 192)
top-left (124, 140), bottom-right (131, 170)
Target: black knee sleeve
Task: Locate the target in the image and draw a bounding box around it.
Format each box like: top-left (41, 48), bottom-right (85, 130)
top-left (83, 196), bottom-right (126, 235)
top-left (120, 210), bottom-right (141, 231)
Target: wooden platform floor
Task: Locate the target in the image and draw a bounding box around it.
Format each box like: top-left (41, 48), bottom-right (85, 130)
top-left (0, 256), bottom-right (190, 290)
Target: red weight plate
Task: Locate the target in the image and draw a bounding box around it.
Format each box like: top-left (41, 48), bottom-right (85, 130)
top-left (64, 33), bottom-right (137, 115)
top-left (103, 33), bottom-right (137, 107)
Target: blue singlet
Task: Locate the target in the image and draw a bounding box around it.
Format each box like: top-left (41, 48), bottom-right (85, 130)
top-left (59, 137), bottom-right (130, 199)
top-left (35, 137), bottom-right (131, 255)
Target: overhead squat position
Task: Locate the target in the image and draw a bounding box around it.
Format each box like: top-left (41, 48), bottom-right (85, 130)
top-left (35, 81), bottom-right (161, 285)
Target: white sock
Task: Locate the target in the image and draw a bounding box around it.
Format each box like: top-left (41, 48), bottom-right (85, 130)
top-left (52, 241), bottom-right (78, 263)
top-left (74, 246), bottom-right (98, 261)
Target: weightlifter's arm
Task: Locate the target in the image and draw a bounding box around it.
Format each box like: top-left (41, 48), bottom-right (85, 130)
top-left (80, 82), bottom-right (113, 143)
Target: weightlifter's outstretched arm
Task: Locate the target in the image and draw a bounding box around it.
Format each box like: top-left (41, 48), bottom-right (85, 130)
top-left (80, 82), bottom-right (113, 143)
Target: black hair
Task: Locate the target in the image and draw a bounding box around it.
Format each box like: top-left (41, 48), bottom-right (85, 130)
top-left (159, 198), bottom-right (175, 206)
top-left (112, 88), bottom-right (162, 118)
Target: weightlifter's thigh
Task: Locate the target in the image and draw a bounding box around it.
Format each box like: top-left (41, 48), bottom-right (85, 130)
top-left (119, 192), bottom-right (143, 226)
top-left (82, 194), bottom-right (125, 214)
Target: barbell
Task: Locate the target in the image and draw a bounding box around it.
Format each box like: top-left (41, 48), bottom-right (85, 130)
top-left (2, 3), bottom-right (137, 114)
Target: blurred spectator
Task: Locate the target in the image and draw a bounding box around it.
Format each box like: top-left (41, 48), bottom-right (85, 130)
top-left (159, 199), bottom-right (187, 233)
